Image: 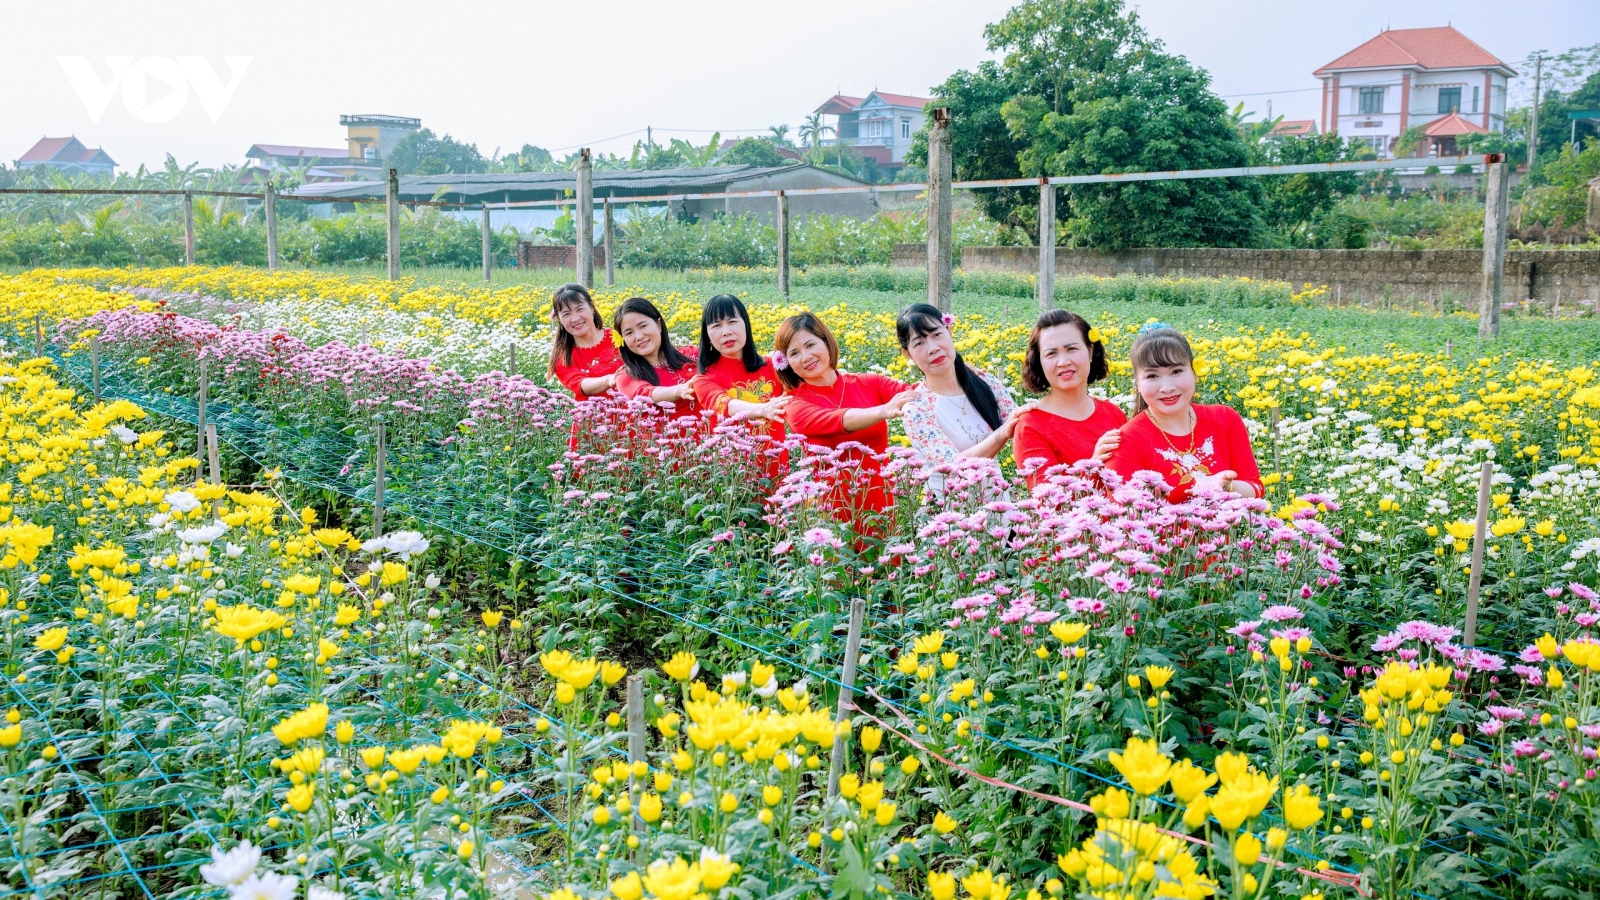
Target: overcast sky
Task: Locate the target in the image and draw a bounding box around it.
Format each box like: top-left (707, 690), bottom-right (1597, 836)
top-left (5, 0), bottom-right (1595, 172)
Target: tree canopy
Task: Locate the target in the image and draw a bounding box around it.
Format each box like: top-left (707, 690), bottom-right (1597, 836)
top-left (912, 0), bottom-right (1263, 249)
top-left (384, 129), bottom-right (487, 175)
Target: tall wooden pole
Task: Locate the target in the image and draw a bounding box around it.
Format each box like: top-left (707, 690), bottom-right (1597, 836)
top-left (264, 182), bottom-right (279, 272)
top-left (603, 197), bottom-right (616, 287)
top-left (1037, 179), bottom-right (1056, 310)
top-left (1479, 154), bottom-right (1508, 339)
top-left (576, 149), bottom-right (594, 288)
top-left (373, 421), bottom-right (387, 539)
top-left (386, 169), bottom-right (400, 281)
top-left (926, 108), bottom-right (954, 314)
top-left (481, 204), bottom-right (493, 282)
top-left (776, 191), bottom-right (791, 298)
top-left (183, 191), bottom-right (195, 266)
top-left (1463, 461), bottom-right (1494, 646)
top-left (196, 358), bottom-right (209, 463)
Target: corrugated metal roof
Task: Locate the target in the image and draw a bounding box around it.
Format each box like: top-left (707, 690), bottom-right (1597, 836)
top-left (284, 163), bottom-right (865, 203)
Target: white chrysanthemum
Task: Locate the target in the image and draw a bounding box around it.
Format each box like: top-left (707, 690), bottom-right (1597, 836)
top-left (164, 491), bottom-right (201, 513)
top-left (200, 840), bottom-right (260, 887)
top-left (178, 522), bottom-right (229, 545)
top-left (228, 872), bottom-right (298, 900)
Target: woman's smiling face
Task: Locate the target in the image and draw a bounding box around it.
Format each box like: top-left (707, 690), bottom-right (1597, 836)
top-left (784, 329), bottom-right (833, 381)
top-left (619, 311), bottom-right (663, 361)
top-left (555, 299), bottom-right (596, 339)
top-left (1136, 360), bottom-right (1196, 414)
top-left (903, 323), bottom-right (955, 378)
top-left (1037, 322), bottom-right (1092, 392)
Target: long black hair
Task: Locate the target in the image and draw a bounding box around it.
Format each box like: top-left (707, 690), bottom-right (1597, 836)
top-left (548, 283), bottom-right (604, 373)
top-left (698, 293), bottom-right (764, 374)
top-left (612, 297), bottom-right (693, 386)
top-left (894, 303), bottom-right (1003, 431)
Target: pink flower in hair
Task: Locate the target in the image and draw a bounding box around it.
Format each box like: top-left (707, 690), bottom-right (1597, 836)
top-left (941, 313), bottom-right (955, 327)
top-left (770, 351), bottom-right (789, 371)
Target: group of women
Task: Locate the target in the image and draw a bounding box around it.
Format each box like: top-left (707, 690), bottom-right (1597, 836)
top-left (546, 283), bottom-right (1262, 520)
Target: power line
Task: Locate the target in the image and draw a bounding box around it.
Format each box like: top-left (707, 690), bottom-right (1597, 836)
top-left (1218, 86), bottom-right (1322, 98)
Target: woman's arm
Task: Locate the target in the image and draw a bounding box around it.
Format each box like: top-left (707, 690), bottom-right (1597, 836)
top-left (648, 381), bottom-right (696, 404)
top-left (841, 389), bottom-right (916, 432)
top-left (959, 402), bottom-right (1034, 460)
top-left (577, 373), bottom-right (617, 396)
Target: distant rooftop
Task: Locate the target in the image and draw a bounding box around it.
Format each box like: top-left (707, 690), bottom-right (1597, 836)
top-left (340, 114), bottom-right (422, 128)
top-left (1315, 26), bottom-right (1514, 75)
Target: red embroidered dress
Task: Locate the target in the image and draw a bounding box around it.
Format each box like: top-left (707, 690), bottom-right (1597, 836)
top-left (1108, 404), bottom-right (1263, 502)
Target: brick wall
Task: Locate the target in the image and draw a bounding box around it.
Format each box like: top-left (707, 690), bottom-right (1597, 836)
top-left (516, 243), bottom-right (608, 270)
top-left (888, 244), bottom-right (1600, 308)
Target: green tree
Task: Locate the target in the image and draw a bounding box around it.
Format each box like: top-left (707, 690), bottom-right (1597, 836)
top-left (1520, 139), bottom-right (1600, 227)
top-left (798, 113), bottom-right (834, 151)
top-left (768, 125), bottom-right (795, 148)
top-left (384, 129), bottom-right (488, 175)
top-left (719, 137), bottom-right (789, 168)
top-left (1253, 133), bottom-right (1373, 247)
top-left (911, 0), bottom-right (1260, 247)
top-left (496, 144), bottom-right (554, 172)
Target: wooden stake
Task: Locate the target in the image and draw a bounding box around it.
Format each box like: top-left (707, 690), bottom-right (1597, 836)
top-left (603, 197), bottom-right (616, 287)
top-left (183, 191), bottom-right (195, 266)
top-left (776, 191), bottom-right (790, 298)
top-left (34, 314), bottom-right (43, 357)
top-left (576, 149), bottom-right (594, 288)
top-left (197, 358), bottom-right (209, 463)
top-left (508, 344), bottom-right (518, 377)
top-left (1464, 460), bottom-right (1493, 646)
top-left (91, 336), bottom-right (101, 402)
top-left (1038, 179), bottom-right (1056, 310)
top-left (1267, 405), bottom-right (1282, 499)
top-left (926, 109), bottom-right (954, 314)
top-left (206, 423), bottom-right (222, 512)
top-left (481, 204), bottom-right (493, 282)
top-left (373, 421), bottom-right (387, 539)
top-left (265, 182), bottom-right (279, 272)
top-left (1479, 155), bottom-right (1508, 339)
top-left (386, 169), bottom-right (400, 281)
top-left (1445, 339), bottom-right (1453, 359)
top-left (826, 598), bottom-right (867, 803)
top-left (626, 674), bottom-right (645, 848)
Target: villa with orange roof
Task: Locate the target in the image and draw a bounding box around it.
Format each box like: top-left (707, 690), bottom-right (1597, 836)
top-left (812, 90), bottom-right (932, 171)
top-left (1315, 25), bottom-right (1514, 158)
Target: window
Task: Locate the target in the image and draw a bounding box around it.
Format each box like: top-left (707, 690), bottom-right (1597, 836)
top-left (1358, 87), bottom-right (1384, 115)
top-left (862, 119), bottom-right (882, 138)
top-left (1472, 86), bottom-right (1480, 113)
top-left (1438, 87), bottom-right (1462, 114)
top-left (900, 118), bottom-right (911, 139)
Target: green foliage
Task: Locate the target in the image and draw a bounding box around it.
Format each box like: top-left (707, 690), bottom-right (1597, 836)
top-left (918, 0), bottom-right (1261, 248)
top-left (1329, 194), bottom-right (1485, 249)
top-left (1254, 134), bottom-right (1375, 248)
top-left (718, 138), bottom-right (790, 169)
top-left (1520, 139), bottom-right (1600, 228)
top-left (384, 128), bottom-right (488, 175)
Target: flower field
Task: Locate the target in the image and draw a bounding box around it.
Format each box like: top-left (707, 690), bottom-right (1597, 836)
top-left (2, 264), bottom-right (1600, 900)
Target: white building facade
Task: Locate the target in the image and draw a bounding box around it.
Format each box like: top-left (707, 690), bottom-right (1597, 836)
top-left (1316, 26), bottom-right (1514, 158)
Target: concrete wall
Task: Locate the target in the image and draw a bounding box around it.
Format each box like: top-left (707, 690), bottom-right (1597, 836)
top-left (516, 243), bottom-right (608, 270)
top-left (890, 243), bottom-right (1600, 308)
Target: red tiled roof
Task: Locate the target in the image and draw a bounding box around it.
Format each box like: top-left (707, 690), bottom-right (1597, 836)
top-left (816, 94), bottom-right (865, 115)
top-left (1271, 119), bottom-right (1318, 136)
top-left (1315, 26), bottom-right (1510, 75)
top-left (865, 91), bottom-right (932, 110)
top-left (17, 136), bottom-right (114, 167)
top-left (1423, 111), bottom-right (1488, 136)
top-left (248, 143), bottom-right (350, 159)
top-left (18, 137), bottom-right (77, 163)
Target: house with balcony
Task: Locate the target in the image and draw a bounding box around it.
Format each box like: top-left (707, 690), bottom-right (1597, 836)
top-left (1315, 25), bottom-right (1514, 158)
top-left (812, 91), bottom-right (931, 171)
top-left (15, 136), bottom-right (115, 177)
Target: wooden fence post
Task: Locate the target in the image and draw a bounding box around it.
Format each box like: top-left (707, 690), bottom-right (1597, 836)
top-left (1463, 461), bottom-right (1494, 646)
top-left (91, 336), bottom-right (101, 402)
top-left (481, 204), bottom-right (493, 282)
top-left (777, 191), bottom-right (791, 298)
top-left (926, 109), bottom-right (954, 314)
top-left (1479, 154), bottom-right (1508, 339)
top-left (386, 169), bottom-right (400, 281)
top-left (1038, 179), bottom-right (1056, 310)
top-left (183, 191), bottom-right (195, 266)
top-left (196, 358), bottom-right (209, 463)
top-left (265, 183), bottom-right (278, 272)
top-left (826, 598), bottom-right (867, 803)
top-left (576, 149), bottom-right (594, 288)
top-left (373, 421), bottom-right (387, 539)
top-left (603, 197), bottom-right (616, 287)
top-left (508, 344), bottom-right (518, 377)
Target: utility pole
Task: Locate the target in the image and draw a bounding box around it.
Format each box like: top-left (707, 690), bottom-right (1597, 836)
top-left (1528, 52), bottom-right (1542, 171)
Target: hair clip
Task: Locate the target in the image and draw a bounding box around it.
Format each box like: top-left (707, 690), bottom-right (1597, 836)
top-left (1138, 321), bottom-right (1172, 335)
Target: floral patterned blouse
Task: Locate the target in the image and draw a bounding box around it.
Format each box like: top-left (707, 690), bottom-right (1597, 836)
top-left (901, 368), bottom-right (1017, 467)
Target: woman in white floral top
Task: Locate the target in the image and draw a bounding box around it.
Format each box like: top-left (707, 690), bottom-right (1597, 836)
top-left (895, 304), bottom-right (1033, 478)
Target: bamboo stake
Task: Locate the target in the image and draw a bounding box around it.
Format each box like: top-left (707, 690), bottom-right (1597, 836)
top-left (373, 421), bottom-right (387, 539)
top-left (1267, 406), bottom-right (1283, 499)
top-left (197, 358), bottom-right (209, 463)
top-left (1464, 461), bottom-right (1493, 646)
top-left (91, 336), bottom-right (101, 402)
top-left (206, 423), bottom-right (221, 487)
top-left (33, 315), bottom-right (42, 357)
top-left (626, 674), bottom-right (645, 857)
top-left (826, 598), bottom-right (867, 802)
top-left (508, 344), bottom-right (518, 377)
